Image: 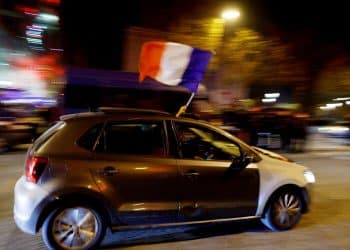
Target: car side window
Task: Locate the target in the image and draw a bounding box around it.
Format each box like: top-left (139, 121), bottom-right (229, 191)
top-left (77, 123), bottom-right (104, 151)
top-left (99, 121), bottom-right (166, 157)
top-left (174, 122), bottom-right (241, 161)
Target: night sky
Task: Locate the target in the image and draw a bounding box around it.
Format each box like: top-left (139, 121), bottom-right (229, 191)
top-left (263, 1), bottom-right (350, 44)
top-left (60, 0), bottom-right (350, 69)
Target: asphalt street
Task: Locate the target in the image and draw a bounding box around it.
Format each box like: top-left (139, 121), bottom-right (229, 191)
top-left (1, 147), bottom-right (350, 250)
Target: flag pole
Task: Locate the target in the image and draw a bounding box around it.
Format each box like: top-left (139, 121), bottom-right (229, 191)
top-left (176, 92), bottom-right (195, 117)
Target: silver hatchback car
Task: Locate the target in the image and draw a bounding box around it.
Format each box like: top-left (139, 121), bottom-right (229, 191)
top-left (14, 108), bottom-right (315, 250)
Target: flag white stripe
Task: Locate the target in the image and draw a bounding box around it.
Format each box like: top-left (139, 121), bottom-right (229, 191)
top-left (156, 42), bottom-right (193, 86)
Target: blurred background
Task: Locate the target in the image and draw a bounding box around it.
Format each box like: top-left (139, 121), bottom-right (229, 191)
top-left (1, 0), bottom-right (350, 151)
top-left (1, 2), bottom-right (350, 249)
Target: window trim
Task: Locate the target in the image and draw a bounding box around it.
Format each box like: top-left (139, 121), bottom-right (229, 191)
top-left (92, 121), bottom-right (107, 152)
top-left (166, 119), bottom-right (181, 158)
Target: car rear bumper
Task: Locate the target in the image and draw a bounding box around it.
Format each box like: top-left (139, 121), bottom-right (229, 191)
top-left (13, 176), bottom-right (48, 235)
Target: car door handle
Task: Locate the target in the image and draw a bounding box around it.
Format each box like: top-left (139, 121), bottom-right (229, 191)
top-left (97, 166), bottom-right (119, 176)
top-left (184, 171), bottom-right (200, 177)
top-left (183, 170), bottom-right (200, 181)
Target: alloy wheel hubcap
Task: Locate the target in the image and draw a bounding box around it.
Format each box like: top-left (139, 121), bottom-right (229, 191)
top-left (52, 207), bottom-right (98, 249)
top-left (273, 193), bottom-right (301, 227)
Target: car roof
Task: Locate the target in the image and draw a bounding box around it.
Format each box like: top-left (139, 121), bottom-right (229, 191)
top-left (60, 108), bottom-right (175, 121)
top-left (58, 108), bottom-right (212, 127)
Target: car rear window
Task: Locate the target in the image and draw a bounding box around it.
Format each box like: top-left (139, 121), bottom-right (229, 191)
top-left (31, 121), bottom-right (65, 151)
top-left (77, 123), bottom-right (104, 151)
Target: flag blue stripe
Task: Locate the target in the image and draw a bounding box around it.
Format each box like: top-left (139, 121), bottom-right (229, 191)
top-left (180, 48), bottom-right (212, 92)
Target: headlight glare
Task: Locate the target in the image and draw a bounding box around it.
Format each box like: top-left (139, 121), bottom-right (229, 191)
top-left (304, 170), bottom-right (316, 183)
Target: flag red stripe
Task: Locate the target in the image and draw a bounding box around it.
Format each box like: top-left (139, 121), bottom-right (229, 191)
top-left (139, 42), bottom-right (166, 82)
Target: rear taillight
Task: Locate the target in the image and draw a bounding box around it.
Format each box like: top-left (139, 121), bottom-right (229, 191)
top-left (25, 156), bottom-right (48, 183)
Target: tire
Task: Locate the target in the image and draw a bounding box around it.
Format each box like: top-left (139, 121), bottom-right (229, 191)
top-left (42, 205), bottom-right (106, 250)
top-left (261, 189), bottom-right (303, 231)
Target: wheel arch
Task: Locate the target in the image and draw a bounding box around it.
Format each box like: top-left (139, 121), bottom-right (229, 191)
top-left (35, 188), bottom-right (119, 233)
top-left (260, 184), bottom-right (309, 218)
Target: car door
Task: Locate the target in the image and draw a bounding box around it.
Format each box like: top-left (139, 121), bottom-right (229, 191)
top-left (172, 121), bottom-right (260, 221)
top-left (90, 119), bottom-right (180, 225)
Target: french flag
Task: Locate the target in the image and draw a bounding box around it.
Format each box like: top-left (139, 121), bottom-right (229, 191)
top-left (139, 42), bottom-right (212, 93)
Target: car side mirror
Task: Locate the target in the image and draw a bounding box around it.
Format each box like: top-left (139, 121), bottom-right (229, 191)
top-left (227, 157), bottom-right (245, 172)
top-left (244, 154), bottom-right (256, 164)
top-left (224, 157), bottom-right (246, 178)
top-left (230, 153), bottom-right (255, 170)
top-left (224, 153), bottom-right (253, 177)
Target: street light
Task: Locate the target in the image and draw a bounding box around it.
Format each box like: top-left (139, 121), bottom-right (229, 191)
top-left (212, 8), bottom-right (240, 99)
top-left (221, 9), bottom-right (240, 21)
top-left (220, 8), bottom-right (240, 40)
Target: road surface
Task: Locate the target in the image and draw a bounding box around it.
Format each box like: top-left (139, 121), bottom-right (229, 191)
top-left (1, 149), bottom-right (350, 250)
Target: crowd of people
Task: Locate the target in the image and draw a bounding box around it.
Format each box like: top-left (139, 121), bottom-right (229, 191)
top-left (213, 109), bottom-right (309, 153)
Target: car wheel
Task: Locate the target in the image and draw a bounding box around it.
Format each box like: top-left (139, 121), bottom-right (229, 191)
top-left (42, 205), bottom-right (106, 250)
top-left (261, 189), bottom-right (303, 231)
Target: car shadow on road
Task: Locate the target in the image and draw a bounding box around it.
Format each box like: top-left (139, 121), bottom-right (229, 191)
top-left (101, 220), bottom-right (268, 249)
